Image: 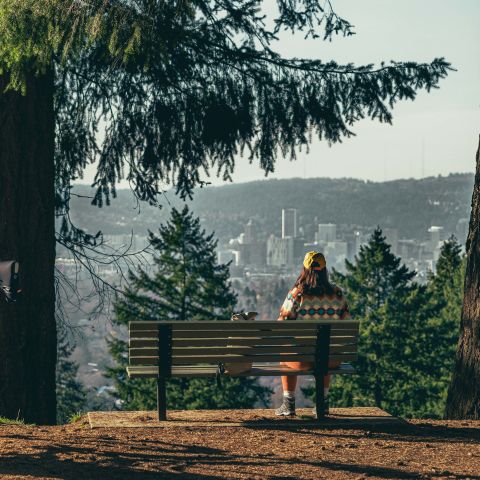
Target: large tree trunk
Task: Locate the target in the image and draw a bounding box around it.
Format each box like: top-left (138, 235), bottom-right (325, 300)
top-left (0, 71), bottom-right (57, 424)
top-left (445, 135), bottom-right (480, 419)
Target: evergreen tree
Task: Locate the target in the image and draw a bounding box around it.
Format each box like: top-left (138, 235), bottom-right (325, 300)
top-left (56, 325), bottom-right (86, 424)
top-left (427, 237), bottom-right (465, 417)
top-left (306, 232), bottom-right (465, 418)
top-left (107, 206), bottom-right (271, 410)
top-left (326, 228), bottom-right (444, 418)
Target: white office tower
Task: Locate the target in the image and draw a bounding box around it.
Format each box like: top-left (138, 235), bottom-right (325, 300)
top-left (428, 226), bottom-right (444, 261)
top-left (244, 219), bottom-right (255, 244)
top-left (316, 223), bottom-right (337, 243)
top-left (282, 209), bottom-right (298, 238)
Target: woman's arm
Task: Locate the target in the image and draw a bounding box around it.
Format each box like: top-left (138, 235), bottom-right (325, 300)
top-left (277, 288), bottom-right (300, 321)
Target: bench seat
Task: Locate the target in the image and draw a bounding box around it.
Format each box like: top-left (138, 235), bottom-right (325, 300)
top-left (127, 362), bottom-right (356, 378)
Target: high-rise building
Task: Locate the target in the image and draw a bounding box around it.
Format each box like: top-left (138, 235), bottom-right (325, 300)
top-left (427, 226), bottom-right (444, 262)
top-left (243, 219), bottom-right (256, 244)
top-left (316, 223), bottom-right (336, 243)
top-left (427, 226), bottom-right (444, 252)
top-left (267, 235), bottom-right (295, 266)
top-left (282, 209), bottom-right (298, 238)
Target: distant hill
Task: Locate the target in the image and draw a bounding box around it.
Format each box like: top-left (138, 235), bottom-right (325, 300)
top-left (70, 173), bottom-right (474, 242)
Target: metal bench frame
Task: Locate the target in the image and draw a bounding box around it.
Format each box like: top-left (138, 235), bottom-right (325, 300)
top-left (127, 320), bottom-right (358, 421)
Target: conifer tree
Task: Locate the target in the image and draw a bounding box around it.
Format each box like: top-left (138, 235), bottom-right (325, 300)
top-left (56, 325), bottom-right (86, 424)
top-left (427, 237), bottom-right (464, 417)
top-left (327, 228), bottom-right (443, 418)
top-left (107, 206), bottom-right (271, 410)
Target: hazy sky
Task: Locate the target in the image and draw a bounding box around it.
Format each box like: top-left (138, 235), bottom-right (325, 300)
top-left (82, 0), bottom-right (480, 186)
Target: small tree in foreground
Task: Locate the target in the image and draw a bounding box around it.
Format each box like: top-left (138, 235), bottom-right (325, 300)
top-left (56, 326), bottom-right (86, 424)
top-left (426, 237), bottom-right (464, 417)
top-left (107, 206), bottom-right (271, 410)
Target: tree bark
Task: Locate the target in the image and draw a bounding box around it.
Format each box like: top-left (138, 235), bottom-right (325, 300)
top-left (445, 135), bottom-right (480, 419)
top-left (0, 71), bottom-right (57, 424)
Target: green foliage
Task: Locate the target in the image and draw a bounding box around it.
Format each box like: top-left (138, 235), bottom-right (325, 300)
top-left (56, 325), bottom-right (86, 424)
top-left (426, 236), bottom-right (465, 416)
top-left (107, 205), bottom-right (271, 410)
top-left (0, 0), bottom-right (150, 90)
top-left (327, 228), bottom-right (435, 417)
top-left (68, 411), bottom-right (83, 424)
top-left (115, 205), bottom-right (238, 322)
top-left (0, 416), bottom-right (28, 425)
top-left (305, 228), bottom-right (464, 419)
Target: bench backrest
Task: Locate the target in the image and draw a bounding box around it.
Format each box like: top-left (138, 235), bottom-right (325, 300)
top-left (129, 320), bottom-right (359, 371)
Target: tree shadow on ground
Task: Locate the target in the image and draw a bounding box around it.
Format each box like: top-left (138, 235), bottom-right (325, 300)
top-left (0, 435), bottom-right (225, 480)
top-left (244, 419), bottom-right (480, 445)
top-left (1, 430), bottom-right (479, 480)
top-left (317, 461), bottom-right (478, 480)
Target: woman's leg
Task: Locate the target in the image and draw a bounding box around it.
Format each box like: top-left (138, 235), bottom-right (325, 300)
top-left (280, 361), bottom-right (314, 393)
top-left (281, 374), bottom-right (298, 392)
top-left (276, 362), bottom-right (313, 416)
top-left (281, 361), bottom-right (338, 392)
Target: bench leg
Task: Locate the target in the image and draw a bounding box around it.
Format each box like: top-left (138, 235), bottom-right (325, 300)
top-left (157, 377), bottom-right (167, 421)
top-left (315, 374), bottom-right (325, 420)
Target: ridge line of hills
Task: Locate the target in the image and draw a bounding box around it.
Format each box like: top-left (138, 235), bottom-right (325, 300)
top-left (70, 173), bottom-right (474, 241)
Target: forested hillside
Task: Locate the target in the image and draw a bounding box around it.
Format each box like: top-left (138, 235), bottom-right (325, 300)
top-left (70, 173), bottom-right (473, 241)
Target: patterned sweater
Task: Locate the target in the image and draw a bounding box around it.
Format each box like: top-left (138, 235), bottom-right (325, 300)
top-left (278, 285), bottom-right (351, 321)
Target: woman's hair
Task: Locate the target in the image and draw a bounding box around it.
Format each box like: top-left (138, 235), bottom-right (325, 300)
top-left (294, 265), bottom-right (335, 296)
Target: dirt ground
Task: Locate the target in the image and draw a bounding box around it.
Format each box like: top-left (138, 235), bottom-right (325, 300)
top-left (1, 409), bottom-right (479, 480)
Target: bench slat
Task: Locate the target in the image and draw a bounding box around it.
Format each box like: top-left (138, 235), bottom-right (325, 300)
top-left (129, 335), bottom-right (358, 348)
top-left (129, 353), bottom-right (357, 365)
top-left (129, 343), bottom-right (357, 358)
top-left (130, 328), bottom-right (359, 339)
top-left (127, 362), bottom-right (357, 378)
top-left (130, 345), bottom-right (314, 356)
top-left (130, 326), bottom-right (358, 334)
top-left (129, 320), bottom-right (359, 330)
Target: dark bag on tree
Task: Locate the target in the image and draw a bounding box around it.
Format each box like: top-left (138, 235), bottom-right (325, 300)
top-left (0, 260), bottom-right (20, 302)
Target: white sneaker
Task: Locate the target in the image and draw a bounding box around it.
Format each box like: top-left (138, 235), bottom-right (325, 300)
top-left (275, 398), bottom-right (296, 416)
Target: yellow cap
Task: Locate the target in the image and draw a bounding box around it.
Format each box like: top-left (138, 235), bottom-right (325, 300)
top-left (303, 251), bottom-right (326, 271)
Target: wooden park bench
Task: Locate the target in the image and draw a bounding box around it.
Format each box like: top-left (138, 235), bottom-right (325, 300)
top-left (127, 320), bottom-right (359, 421)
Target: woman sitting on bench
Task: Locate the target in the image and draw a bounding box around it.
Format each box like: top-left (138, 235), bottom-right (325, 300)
top-left (275, 251), bottom-right (351, 417)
